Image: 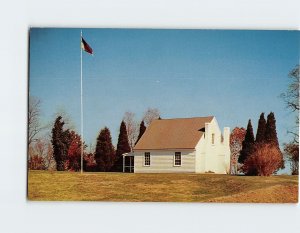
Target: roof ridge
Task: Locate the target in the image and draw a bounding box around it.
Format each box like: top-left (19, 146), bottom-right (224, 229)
top-left (154, 116), bottom-right (214, 121)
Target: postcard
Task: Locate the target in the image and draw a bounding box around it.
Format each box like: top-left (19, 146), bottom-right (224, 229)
top-left (28, 28), bottom-right (299, 202)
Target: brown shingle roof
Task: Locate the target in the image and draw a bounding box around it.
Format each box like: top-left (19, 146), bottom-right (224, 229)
top-left (134, 116), bottom-right (214, 150)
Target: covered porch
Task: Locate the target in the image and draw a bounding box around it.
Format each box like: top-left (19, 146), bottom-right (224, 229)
top-left (122, 152), bottom-right (134, 173)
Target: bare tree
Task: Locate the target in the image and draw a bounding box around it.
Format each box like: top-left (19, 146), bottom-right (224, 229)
top-left (280, 65), bottom-right (299, 142)
top-left (123, 112), bottom-right (138, 151)
top-left (35, 139), bottom-right (47, 158)
top-left (280, 65), bottom-right (299, 175)
top-left (28, 137), bottom-right (55, 170)
top-left (28, 138), bottom-right (55, 170)
top-left (143, 108), bottom-right (160, 127)
top-left (230, 127), bottom-right (246, 174)
top-left (284, 142), bottom-right (299, 175)
top-left (45, 142), bottom-right (55, 170)
top-left (28, 96), bottom-right (43, 146)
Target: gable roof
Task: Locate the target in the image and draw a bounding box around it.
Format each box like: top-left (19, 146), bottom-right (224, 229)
top-left (134, 116), bottom-right (214, 150)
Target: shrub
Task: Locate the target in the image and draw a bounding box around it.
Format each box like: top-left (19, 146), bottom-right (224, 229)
top-left (242, 143), bottom-right (283, 176)
top-left (83, 153), bottom-right (97, 172)
top-left (29, 155), bottom-right (46, 170)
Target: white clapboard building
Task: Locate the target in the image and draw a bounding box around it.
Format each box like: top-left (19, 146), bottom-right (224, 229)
top-left (132, 116), bottom-right (230, 174)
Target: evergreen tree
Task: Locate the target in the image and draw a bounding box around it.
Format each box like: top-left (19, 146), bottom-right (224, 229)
top-left (135, 120), bottom-right (146, 145)
top-left (265, 112), bottom-right (284, 169)
top-left (256, 113), bottom-right (266, 143)
top-left (265, 112), bottom-right (279, 147)
top-left (111, 121), bottom-right (131, 172)
top-left (51, 116), bottom-right (70, 171)
top-left (238, 119), bottom-right (255, 164)
top-left (95, 127), bottom-right (115, 172)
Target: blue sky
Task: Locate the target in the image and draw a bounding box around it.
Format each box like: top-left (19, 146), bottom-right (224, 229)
top-left (29, 28), bottom-right (299, 156)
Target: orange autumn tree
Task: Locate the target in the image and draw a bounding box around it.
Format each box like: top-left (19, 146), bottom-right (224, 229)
top-left (29, 155), bottom-right (46, 170)
top-left (230, 127), bottom-right (246, 174)
top-left (242, 143), bottom-right (282, 176)
top-left (67, 131), bottom-right (85, 171)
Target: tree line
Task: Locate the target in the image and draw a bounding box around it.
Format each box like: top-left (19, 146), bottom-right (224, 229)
top-left (28, 65), bottom-right (299, 175)
top-left (229, 65), bottom-right (299, 176)
top-left (28, 107), bottom-right (160, 172)
top-left (238, 112), bottom-right (283, 176)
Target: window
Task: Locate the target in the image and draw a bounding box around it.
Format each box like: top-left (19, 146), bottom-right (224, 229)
top-left (174, 152), bottom-right (181, 166)
top-left (144, 152), bottom-right (150, 166)
top-left (212, 133), bottom-right (215, 144)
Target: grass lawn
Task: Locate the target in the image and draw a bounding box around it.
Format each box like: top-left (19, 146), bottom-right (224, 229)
top-left (28, 170), bottom-right (298, 203)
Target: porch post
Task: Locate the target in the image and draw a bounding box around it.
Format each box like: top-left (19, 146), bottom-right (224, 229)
top-left (129, 156), bottom-right (132, 173)
top-left (123, 154), bottom-right (125, 173)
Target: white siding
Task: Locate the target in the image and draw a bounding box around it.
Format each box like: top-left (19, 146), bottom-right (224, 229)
top-left (134, 150), bottom-right (196, 173)
top-left (194, 117), bottom-right (231, 174)
top-left (195, 136), bottom-right (205, 173)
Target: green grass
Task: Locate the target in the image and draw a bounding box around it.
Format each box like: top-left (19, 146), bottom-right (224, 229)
top-left (28, 170), bottom-right (298, 203)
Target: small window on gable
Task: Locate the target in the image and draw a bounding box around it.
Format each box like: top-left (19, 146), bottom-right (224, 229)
top-left (174, 152), bottom-right (181, 166)
top-left (144, 152), bottom-right (150, 166)
top-left (212, 133), bottom-right (215, 145)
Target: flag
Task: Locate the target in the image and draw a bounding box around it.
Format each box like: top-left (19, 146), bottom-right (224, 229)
top-left (81, 37), bottom-right (93, 54)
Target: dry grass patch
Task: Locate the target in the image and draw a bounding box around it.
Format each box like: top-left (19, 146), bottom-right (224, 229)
top-left (28, 171), bottom-right (298, 202)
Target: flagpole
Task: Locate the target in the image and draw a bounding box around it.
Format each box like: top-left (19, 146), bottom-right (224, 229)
top-left (80, 30), bottom-right (83, 174)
